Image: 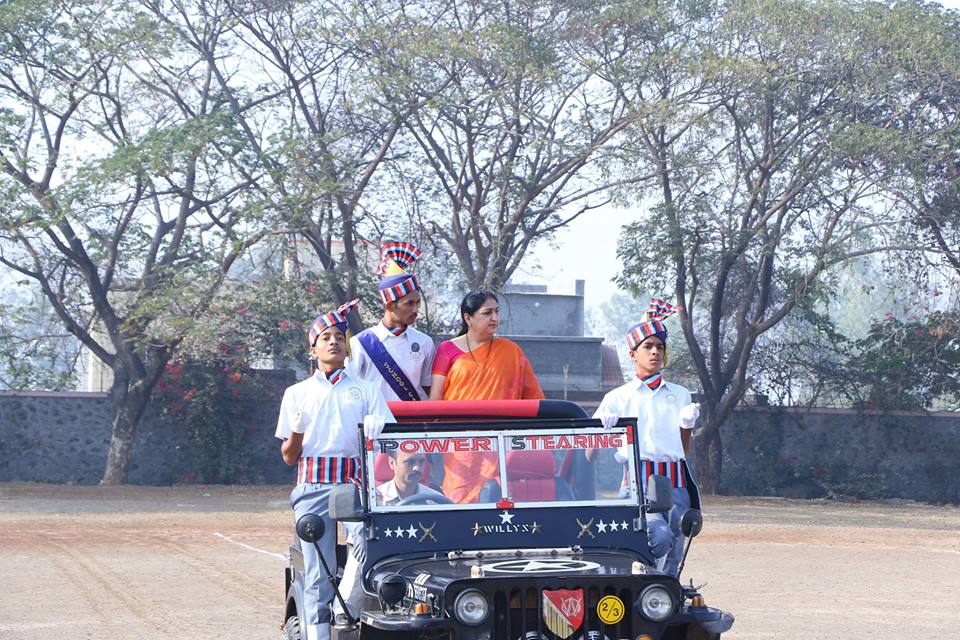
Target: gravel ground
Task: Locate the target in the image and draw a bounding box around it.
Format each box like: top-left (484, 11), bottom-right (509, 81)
top-left (1, 483), bottom-right (957, 640)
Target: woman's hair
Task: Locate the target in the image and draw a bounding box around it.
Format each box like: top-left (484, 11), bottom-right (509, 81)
top-left (457, 289), bottom-right (498, 336)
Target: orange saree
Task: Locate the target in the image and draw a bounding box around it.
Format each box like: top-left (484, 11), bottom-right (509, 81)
top-left (432, 338), bottom-right (544, 502)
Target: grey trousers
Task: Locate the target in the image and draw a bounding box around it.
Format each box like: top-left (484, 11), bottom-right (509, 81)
top-left (624, 483), bottom-right (694, 575)
top-left (290, 483), bottom-right (338, 640)
top-left (332, 521), bottom-right (365, 619)
top-left (659, 486), bottom-right (693, 576)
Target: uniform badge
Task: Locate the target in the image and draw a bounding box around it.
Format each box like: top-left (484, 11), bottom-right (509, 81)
top-left (666, 394), bottom-right (678, 405)
top-left (542, 588), bottom-right (584, 639)
top-left (411, 342), bottom-right (421, 360)
top-left (349, 387), bottom-right (362, 400)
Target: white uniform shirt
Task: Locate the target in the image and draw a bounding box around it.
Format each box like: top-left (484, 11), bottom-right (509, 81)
top-left (346, 323), bottom-right (435, 401)
top-left (594, 377), bottom-right (693, 462)
top-left (375, 480), bottom-right (442, 505)
top-left (275, 370), bottom-right (395, 458)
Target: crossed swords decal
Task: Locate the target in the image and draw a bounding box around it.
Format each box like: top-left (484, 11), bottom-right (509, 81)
top-left (418, 521), bottom-right (437, 542)
top-left (576, 517), bottom-right (595, 539)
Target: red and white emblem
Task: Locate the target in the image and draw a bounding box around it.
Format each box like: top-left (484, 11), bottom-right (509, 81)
top-left (542, 588), bottom-right (585, 639)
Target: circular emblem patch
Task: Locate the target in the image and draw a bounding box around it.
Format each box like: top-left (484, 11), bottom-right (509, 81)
top-left (666, 394), bottom-right (678, 405)
top-left (411, 342), bottom-right (420, 352)
top-left (596, 595), bottom-right (625, 624)
top-left (349, 387), bottom-right (362, 400)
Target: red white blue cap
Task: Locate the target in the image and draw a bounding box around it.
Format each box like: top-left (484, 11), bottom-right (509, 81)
top-left (626, 299), bottom-right (683, 350)
top-left (377, 242), bottom-right (423, 303)
top-left (308, 298), bottom-right (359, 345)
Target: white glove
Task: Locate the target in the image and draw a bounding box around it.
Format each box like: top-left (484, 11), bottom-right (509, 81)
top-left (289, 409), bottom-right (308, 434)
top-left (363, 414), bottom-right (386, 440)
top-left (679, 403), bottom-right (700, 429)
top-left (596, 412), bottom-right (619, 429)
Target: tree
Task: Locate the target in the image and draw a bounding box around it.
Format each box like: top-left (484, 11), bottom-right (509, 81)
top-left (0, 1), bottom-right (266, 483)
top-left (877, 3), bottom-right (960, 280)
top-left (612, 0), bottom-right (960, 491)
top-left (139, 0), bottom-right (407, 332)
top-left (360, 0), bottom-right (647, 289)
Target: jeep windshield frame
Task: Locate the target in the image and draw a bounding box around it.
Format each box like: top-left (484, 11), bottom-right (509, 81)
top-left (363, 420), bottom-right (639, 513)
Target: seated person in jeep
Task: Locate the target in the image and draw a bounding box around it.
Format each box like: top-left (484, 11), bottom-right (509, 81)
top-left (375, 450), bottom-right (445, 505)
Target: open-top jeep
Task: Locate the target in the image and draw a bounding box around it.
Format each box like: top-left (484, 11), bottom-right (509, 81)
top-left (282, 399), bottom-right (734, 640)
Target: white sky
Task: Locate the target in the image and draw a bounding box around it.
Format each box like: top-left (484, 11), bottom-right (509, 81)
top-left (519, 206), bottom-right (639, 310)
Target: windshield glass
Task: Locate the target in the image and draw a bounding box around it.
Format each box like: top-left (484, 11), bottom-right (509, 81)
top-left (367, 425), bottom-right (637, 512)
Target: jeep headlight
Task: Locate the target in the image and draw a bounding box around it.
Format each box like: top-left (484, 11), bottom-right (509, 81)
top-left (454, 589), bottom-right (490, 626)
top-left (638, 585), bottom-right (674, 621)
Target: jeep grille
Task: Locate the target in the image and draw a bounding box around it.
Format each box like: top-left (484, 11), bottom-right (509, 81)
top-left (484, 584), bottom-right (645, 640)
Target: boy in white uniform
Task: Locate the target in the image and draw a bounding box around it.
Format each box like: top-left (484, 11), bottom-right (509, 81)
top-left (276, 299), bottom-right (394, 640)
top-left (347, 242), bottom-right (435, 401)
top-left (595, 299), bottom-right (701, 576)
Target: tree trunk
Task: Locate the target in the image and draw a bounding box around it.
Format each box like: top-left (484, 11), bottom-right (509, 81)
top-left (691, 420), bottom-right (724, 494)
top-left (101, 365), bottom-right (151, 485)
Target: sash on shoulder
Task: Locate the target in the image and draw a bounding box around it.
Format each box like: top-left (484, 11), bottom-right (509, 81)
top-left (358, 331), bottom-right (421, 402)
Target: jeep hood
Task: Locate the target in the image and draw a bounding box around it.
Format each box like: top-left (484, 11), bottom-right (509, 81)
top-left (368, 549), bottom-right (661, 603)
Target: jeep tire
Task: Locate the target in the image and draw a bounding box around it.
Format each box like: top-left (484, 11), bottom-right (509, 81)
top-left (283, 615), bottom-right (301, 640)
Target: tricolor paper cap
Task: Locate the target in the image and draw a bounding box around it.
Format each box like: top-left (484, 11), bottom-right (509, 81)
top-left (308, 298), bottom-right (360, 345)
top-left (626, 298), bottom-right (683, 350)
top-left (377, 242), bottom-right (423, 303)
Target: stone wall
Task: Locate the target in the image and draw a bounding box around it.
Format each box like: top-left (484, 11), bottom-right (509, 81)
top-left (720, 406), bottom-right (960, 504)
top-left (0, 369), bottom-right (296, 485)
top-left (2, 386), bottom-right (958, 504)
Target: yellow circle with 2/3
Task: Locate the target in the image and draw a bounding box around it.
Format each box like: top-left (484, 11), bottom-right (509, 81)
top-left (597, 595), bottom-right (625, 624)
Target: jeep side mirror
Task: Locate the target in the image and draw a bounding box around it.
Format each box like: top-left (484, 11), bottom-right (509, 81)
top-left (296, 514), bottom-right (326, 544)
top-left (328, 483), bottom-right (364, 522)
top-left (680, 509), bottom-right (702, 538)
top-left (645, 474), bottom-right (673, 514)
top-left (676, 509), bottom-right (703, 579)
top-left (295, 512), bottom-right (357, 628)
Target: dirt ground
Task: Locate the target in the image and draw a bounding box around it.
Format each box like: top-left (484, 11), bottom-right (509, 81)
top-left (0, 484), bottom-right (958, 640)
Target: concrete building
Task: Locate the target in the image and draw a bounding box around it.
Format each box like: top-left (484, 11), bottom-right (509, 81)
top-left (498, 280), bottom-right (622, 404)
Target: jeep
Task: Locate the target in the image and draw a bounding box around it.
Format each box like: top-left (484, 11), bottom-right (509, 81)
top-left (281, 399), bottom-right (734, 640)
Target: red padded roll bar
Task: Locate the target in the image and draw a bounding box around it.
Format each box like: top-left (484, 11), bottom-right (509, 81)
top-left (386, 399), bottom-right (587, 422)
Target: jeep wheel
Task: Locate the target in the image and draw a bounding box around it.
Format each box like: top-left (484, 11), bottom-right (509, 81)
top-left (282, 615), bottom-right (301, 640)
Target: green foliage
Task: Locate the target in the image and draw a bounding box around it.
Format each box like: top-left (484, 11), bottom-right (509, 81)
top-left (849, 311), bottom-right (960, 411)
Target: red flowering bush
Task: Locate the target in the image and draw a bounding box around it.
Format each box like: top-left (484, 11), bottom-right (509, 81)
top-left (155, 354), bottom-right (261, 483)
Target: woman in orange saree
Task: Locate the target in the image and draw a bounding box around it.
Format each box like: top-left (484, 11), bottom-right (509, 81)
top-left (429, 290), bottom-right (544, 503)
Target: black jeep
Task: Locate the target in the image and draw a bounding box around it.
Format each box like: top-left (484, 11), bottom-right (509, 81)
top-left (282, 399), bottom-right (733, 640)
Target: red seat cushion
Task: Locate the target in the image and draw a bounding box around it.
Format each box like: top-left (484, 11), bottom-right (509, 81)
top-left (505, 451), bottom-right (556, 501)
top-left (506, 450), bottom-right (556, 479)
top-left (374, 453), bottom-right (394, 483)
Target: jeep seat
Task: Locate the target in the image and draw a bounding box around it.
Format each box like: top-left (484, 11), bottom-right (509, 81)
top-left (478, 450), bottom-right (574, 503)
